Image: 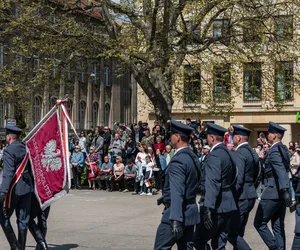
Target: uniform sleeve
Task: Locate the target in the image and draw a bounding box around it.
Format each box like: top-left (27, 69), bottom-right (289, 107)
top-left (270, 150), bottom-right (289, 191)
top-left (235, 152), bottom-right (246, 197)
top-left (204, 153), bottom-right (222, 209)
top-left (168, 158), bottom-right (186, 222)
top-left (0, 149), bottom-right (16, 193)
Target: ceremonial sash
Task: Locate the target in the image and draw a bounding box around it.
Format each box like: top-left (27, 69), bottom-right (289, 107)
top-left (4, 153), bottom-right (29, 208)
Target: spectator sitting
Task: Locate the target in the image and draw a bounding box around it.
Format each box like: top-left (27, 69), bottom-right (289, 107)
top-left (112, 156), bottom-right (125, 191)
top-left (85, 146), bottom-right (99, 190)
top-left (164, 145), bottom-right (175, 166)
top-left (71, 146), bottom-right (85, 190)
top-left (140, 155), bottom-right (154, 196)
top-left (96, 155), bottom-right (113, 191)
top-left (141, 128), bottom-right (154, 148)
top-left (123, 159), bottom-right (136, 193)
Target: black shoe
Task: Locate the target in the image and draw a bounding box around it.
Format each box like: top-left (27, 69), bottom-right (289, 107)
top-left (36, 242), bottom-right (49, 250)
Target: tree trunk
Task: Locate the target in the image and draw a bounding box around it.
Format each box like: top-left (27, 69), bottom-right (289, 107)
top-left (134, 69), bottom-right (173, 124)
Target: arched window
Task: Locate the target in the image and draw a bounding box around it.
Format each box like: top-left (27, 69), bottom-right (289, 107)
top-left (49, 96), bottom-right (57, 110)
top-left (92, 102), bottom-right (98, 128)
top-left (66, 100), bottom-right (73, 119)
top-left (104, 103), bottom-right (110, 126)
top-left (33, 96), bottom-right (42, 125)
top-left (79, 101), bottom-right (86, 130)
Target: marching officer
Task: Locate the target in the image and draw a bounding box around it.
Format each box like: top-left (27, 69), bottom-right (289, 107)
top-left (194, 122), bottom-right (237, 250)
top-left (29, 195), bottom-right (51, 250)
top-left (292, 171), bottom-right (300, 249)
top-left (254, 122), bottom-right (292, 250)
top-left (154, 120), bottom-right (200, 250)
top-left (0, 126), bottom-right (33, 250)
top-left (227, 125), bottom-right (259, 250)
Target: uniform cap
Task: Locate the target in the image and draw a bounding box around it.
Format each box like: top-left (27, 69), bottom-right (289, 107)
top-left (170, 119), bottom-right (193, 137)
top-left (232, 125), bottom-right (252, 137)
top-left (268, 122), bottom-right (286, 135)
top-left (6, 126), bottom-right (22, 135)
top-left (206, 123), bottom-right (227, 137)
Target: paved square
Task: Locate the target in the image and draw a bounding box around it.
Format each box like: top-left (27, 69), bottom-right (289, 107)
top-left (0, 190), bottom-right (295, 249)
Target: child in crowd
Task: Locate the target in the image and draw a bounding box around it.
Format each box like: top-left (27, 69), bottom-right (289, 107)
top-left (140, 155), bottom-right (154, 196)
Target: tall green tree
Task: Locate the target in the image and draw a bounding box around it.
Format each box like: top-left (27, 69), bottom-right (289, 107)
top-left (0, 0), bottom-right (299, 123)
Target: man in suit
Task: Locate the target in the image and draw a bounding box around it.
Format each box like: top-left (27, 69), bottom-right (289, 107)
top-left (154, 119), bottom-right (200, 250)
top-left (254, 122), bottom-right (292, 250)
top-left (194, 122), bottom-right (237, 250)
top-left (228, 125), bottom-right (259, 250)
top-left (0, 126), bottom-right (33, 250)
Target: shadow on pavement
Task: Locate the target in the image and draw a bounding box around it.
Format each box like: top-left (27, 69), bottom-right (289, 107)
top-left (48, 244), bottom-right (80, 249)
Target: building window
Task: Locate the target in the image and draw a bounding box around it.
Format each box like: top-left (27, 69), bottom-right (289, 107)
top-left (66, 100), bottom-right (73, 119)
top-left (92, 102), bottom-right (99, 128)
top-left (49, 96), bottom-right (57, 110)
top-left (213, 65), bottom-right (231, 102)
top-left (78, 62), bottom-right (85, 82)
top-left (104, 103), bottom-right (110, 126)
top-left (243, 63), bottom-right (262, 102)
top-left (33, 96), bottom-right (42, 125)
top-left (183, 65), bottom-right (201, 104)
top-left (79, 101), bottom-right (86, 129)
top-left (0, 44), bottom-right (3, 69)
top-left (243, 19), bottom-right (263, 43)
top-left (104, 66), bottom-right (109, 86)
top-left (213, 19), bottom-right (230, 44)
top-left (274, 16), bottom-right (293, 41)
top-left (275, 62), bottom-right (293, 101)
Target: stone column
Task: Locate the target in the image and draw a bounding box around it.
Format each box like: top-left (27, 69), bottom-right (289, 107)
top-left (59, 76), bottom-right (65, 99)
top-left (131, 73), bottom-right (137, 124)
top-left (98, 58), bottom-right (105, 126)
top-left (73, 77), bottom-right (80, 129)
top-left (43, 84), bottom-right (50, 117)
top-left (110, 59), bottom-right (121, 127)
top-left (86, 70), bottom-right (93, 129)
top-left (280, 124), bottom-right (291, 146)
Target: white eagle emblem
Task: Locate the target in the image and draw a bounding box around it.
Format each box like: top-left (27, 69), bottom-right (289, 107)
top-left (41, 139), bottom-right (62, 172)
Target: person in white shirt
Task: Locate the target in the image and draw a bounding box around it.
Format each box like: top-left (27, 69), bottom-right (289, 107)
top-left (140, 155), bottom-right (154, 196)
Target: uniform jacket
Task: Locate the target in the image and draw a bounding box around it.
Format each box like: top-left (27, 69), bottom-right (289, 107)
top-left (162, 147), bottom-right (200, 226)
top-left (0, 140), bottom-right (33, 196)
top-left (203, 143), bottom-right (237, 213)
top-left (235, 143), bottom-right (258, 200)
top-left (262, 141), bottom-right (290, 199)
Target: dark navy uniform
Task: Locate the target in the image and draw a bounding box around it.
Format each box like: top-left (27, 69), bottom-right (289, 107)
top-left (227, 125), bottom-right (258, 250)
top-left (0, 126), bottom-right (33, 250)
top-left (292, 173), bottom-right (300, 249)
top-left (29, 195), bottom-right (50, 250)
top-left (194, 123), bottom-right (237, 250)
top-left (254, 122), bottom-right (291, 250)
top-left (154, 120), bottom-right (200, 250)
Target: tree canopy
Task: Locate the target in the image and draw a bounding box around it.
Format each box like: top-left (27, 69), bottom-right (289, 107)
top-left (0, 0), bottom-right (299, 124)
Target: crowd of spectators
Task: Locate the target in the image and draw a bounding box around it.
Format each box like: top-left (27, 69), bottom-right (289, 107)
top-left (69, 119), bottom-right (300, 199)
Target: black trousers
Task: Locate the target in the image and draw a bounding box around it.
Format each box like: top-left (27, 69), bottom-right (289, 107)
top-left (72, 167), bottom-right (82, 188)
top-left (112, 176), bottom-right (124, 191)
top-left (154, 223), bottom-right (194, 250)
top-left (154, 170), bottom-right (162, 191)
top-left (124, 177), bottom-right (135, 190)
top-left (96, 174), bottom-right (113, 190)
top-left (0, 192), bottom-right (32, 248)
top-left (194, 203), bottom-right (233, 250)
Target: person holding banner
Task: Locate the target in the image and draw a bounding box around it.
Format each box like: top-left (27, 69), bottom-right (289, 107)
top-left (0, 126), bottom-right (33, 250)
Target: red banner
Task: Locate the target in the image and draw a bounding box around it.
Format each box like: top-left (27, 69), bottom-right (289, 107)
top-left (26, 110), bottom-right (67, 209)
